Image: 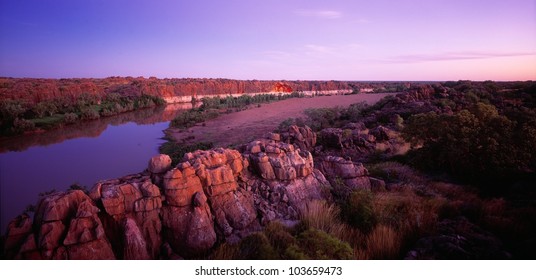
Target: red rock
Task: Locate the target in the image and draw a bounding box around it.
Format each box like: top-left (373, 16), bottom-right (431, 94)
top-left (161, 205), bottom-right (216, 255)
top-left (140, 181), bottom-right (160, 197)
top-left (36, 190), bottom-right (88, 223)
top-left (38, 221), bottom-right (66, 250)
top-left (67, 239), bottom-right (115, 260)
top-left (3, 214), bottom-right (33, 255)
top-left (210, 190), bottom-right (257, 232)
top-left (123, 218), bottom-right (150, 260)
top-left (148, 154), bottom-right (172, 174)
top-left (63, 216), bottom-right (105, 246)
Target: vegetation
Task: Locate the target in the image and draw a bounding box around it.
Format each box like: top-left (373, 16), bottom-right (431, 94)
top-left (0, 93), bottom-right (165, 135)
top-left (403, 102), bottom-right (536, 187)
top-left (159, 138), bottom-right (213, 166)
top-left (170, 93), bottom-right (305, 129)
top-left (210, 221), bottom-right (353, 260)
top-left (270, 80), bottom-right (536, 259)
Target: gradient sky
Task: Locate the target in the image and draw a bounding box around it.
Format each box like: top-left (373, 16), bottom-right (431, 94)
top-left (0, 0), bottom-right (535, 80)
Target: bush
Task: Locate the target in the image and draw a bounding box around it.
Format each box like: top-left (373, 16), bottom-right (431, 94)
top-left (237, 233), bottom-right (279, 260)
top-left (170, 109), bottom-right (219, 128)
top-left (340, 189), bottom-right (377, 233)
top-left (0, 99), bottom-right (27, 127)
top-left (32, 102), bottom-right (58, 118)
top-left (12, 118), bottom-right (35, 133)
top-left (159, 140), bottom-right (213, 166)
top-left (293, 228), bottom-right (354, 260)
top-left (80, 107), bottom-right (100, 120)
top-left (403, 102), bottom-right (536, 186)
top-left (304, 107), bottom-right (341, 131)
top-left (63, 112), bottom-right (78, 124)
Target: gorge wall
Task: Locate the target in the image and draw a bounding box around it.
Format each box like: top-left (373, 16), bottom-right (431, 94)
top-left (0, 77), bottom-right (390, 105)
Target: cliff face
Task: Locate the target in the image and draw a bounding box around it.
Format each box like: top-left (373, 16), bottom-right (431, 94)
top-left (2, 126), bottom-right (376, 259)
top-left (0, 77), bottom-right (366, 105)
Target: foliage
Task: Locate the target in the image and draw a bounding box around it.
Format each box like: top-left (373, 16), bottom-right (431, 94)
top-left (63, 112), bottom-right (78, 124)
top-left (0, 93), bottom-right (165, 136)
top-left (170, 109), bottom-right (220, 129)
top-left (80, 106), bottom-right (100, 120)
top-left (32, 102), bottom-right (58, 118)
top-left (340, 189), bottom-right (377, 233)
top-left (237, 233), bottom-right (280, 260)
top-left (292, 228), bottom-right (354, 260)
top-left (403, 102), bottom-right (536, 185)
top-left (303, 107), bottom-right (342, 131)
top-left (12, 118), bottom-right (35, 133)
top-left (159, 139), bottom-right (213, 166)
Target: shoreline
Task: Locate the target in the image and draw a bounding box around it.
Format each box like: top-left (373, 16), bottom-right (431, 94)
top-left (165, 93), bottom-right (396, 148)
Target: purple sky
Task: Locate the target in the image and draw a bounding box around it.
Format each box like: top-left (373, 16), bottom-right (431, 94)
top-left (0, 0), bottom-right (535, 80)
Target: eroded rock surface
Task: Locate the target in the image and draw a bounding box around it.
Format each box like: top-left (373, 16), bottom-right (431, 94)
top-left (243, 134), bottom-right (329, 225)
top-left (3, 127), bottom-right (340, 259)
top-left (4, 190), bottom-right (114, 259)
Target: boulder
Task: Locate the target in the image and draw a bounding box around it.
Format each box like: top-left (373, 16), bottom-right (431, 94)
top-left (148, 154), bottom-right (172, 174)
top-left (281, 125), bottom-right (316, 151)
top-left (317, 156), bottom-right (371, 190)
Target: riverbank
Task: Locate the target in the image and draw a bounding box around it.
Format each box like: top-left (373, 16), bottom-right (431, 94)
top-left (165, 93), bottom-right (396, 148)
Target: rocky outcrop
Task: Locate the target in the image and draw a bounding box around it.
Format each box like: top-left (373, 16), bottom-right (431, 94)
top-left (89, 173), bottom-right (163, 259)
top-left (2, 127), bottom-right (355, 260)
top-left (317, 156), bottom-right (371, 191)
top-left (161, 148), bottom-right (257, 255)
top-left (317, 123), bottom-right (409, 161)
top-left (242, 133), bottom-right (329, 225)
top-left (280, 125), bottom-right (317, 152)
top-left (4, 190), bottom-right (115, 259)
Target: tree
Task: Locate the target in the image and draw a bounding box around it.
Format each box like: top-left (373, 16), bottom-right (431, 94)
top-left (403, 102), bottom-right (532, 185)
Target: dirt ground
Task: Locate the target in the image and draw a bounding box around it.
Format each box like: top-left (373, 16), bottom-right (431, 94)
top-left (166, 93), bottom-right (395, 148)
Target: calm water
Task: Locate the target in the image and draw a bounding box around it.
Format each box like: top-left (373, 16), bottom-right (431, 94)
top-left (0, 104), bottom-right (193, 232)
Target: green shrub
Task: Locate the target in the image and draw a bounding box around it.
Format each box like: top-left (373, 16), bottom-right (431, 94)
top-left (341, 189), bottom-right (377, 233)
top-left (80, 107), bottom-right (100, 120)
top-left (403, 102), bottom-right (536, 186)
top-left (63, 113), bottom-right (78, 124)
top-left (237, 233), bottom-right (279, 260)
top-left (159, 140), bottom-right (213, 166)
top-left (12, 118), bottom-right (35, 133)
top-left (170, 109), bottom-right (219, 128)
top-left (294, 228), bottom-right (353, 260)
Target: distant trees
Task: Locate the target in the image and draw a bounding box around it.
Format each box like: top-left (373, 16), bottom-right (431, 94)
top-left (403, 102), bottom-right (536, 184)
top-left (0, 93), bottom-right (166, 136)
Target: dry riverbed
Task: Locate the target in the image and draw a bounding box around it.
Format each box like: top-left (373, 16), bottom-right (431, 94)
top-left (166, 93), bottom-right (395, 147)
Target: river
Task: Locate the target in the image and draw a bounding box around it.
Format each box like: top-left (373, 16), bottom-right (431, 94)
top-left (0, 103), bottom-right (194, 232)
top-left (0, 93), bottom-right (394, 233)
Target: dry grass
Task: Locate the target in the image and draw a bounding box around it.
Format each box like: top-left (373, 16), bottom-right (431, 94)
top-left (357, 225), bottom-right (402, 259)
top-left (299, 200), bottom-right (366, 252)
top-left (210, 243), bottom-right (239, 260)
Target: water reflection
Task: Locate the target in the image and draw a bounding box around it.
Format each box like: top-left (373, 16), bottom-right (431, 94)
top-left (0, 103), bottom-right (196, 153)
top-left (0, 103), bottom-right (195, 232)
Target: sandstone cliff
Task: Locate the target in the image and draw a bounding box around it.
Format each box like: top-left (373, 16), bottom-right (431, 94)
top-left (0, 77), bottom-right (388, 105)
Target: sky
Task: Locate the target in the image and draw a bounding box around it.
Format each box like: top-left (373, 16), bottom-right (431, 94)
top-left (0, 0), bottom-right (535, 81)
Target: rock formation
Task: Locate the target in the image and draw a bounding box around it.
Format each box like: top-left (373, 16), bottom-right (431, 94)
top-left (242, 132), bottom-right (329, 225)
top-left (4, 190), bottom-right (115, 259)
top-left (316, 123), bottom-right (409, 161)
top-left (0, 77), bottom-right (380, 105)
top-left (2, 126), bottom-right (380, 259)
